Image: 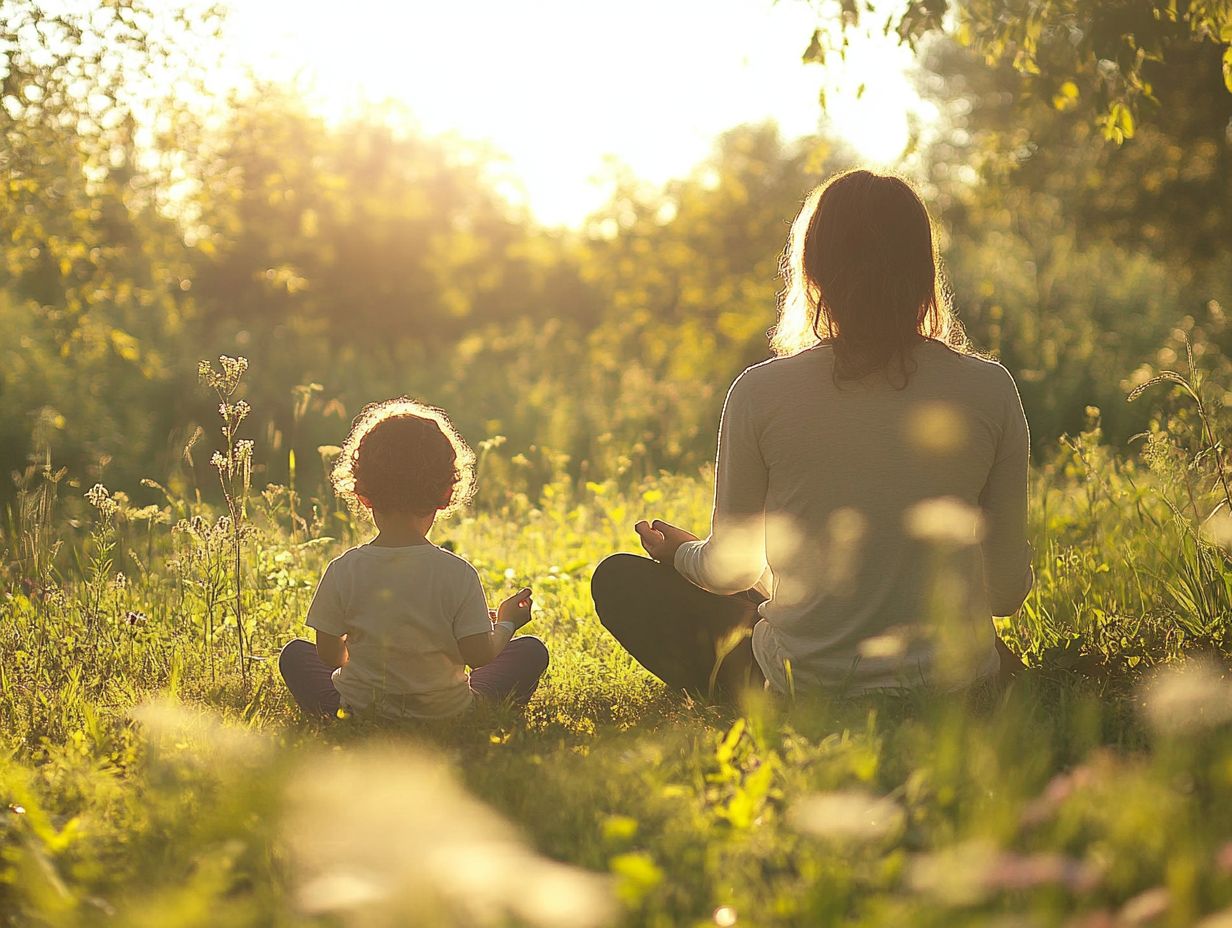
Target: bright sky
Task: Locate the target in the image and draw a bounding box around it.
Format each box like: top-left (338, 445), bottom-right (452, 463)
top-left (217, 0), bottom-right (929, 227)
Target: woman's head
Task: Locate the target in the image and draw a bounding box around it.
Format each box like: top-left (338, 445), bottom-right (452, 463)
top-left (772, 169), bottom-right (968, 381)
top-left (332, 398), bottom-right (476, 519)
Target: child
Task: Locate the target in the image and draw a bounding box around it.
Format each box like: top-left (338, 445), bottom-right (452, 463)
top-left (278, 398), bottom-right (549, 719)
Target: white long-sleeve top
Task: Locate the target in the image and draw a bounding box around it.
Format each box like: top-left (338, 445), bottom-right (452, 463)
top-left (674, 341), bottom-right (1033, 694)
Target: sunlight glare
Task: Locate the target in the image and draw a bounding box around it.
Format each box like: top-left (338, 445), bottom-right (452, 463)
top-left (212, 0), bottom-right (926, 225)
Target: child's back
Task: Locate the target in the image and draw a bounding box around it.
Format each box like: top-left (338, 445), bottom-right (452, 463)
top-left (308, 542), bottom-right (493, 719)
top-left (279, 397), bottom-right (548, 720)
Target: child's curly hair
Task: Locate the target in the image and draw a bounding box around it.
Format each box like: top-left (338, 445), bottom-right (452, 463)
top-left (331, 398), bottom-right (476, 519)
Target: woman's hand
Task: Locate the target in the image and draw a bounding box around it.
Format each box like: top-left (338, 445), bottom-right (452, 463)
top-left (496, 587), bottom-right (534, 630)
top-left (636, 520), bottom-right (699, 564)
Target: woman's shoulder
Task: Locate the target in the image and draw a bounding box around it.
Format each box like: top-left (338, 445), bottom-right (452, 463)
top-left (923, 342), bottom-right (1020, 390)
top-left (733, 346), bottom-right (833, 391)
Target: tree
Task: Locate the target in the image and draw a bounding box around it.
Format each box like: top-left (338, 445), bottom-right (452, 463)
top-left (803, 0), bottom-right (1232, 141)
top-left (914, 38), bottom-right (1232, 446)
top-left (920, 38), bottom-right (1232, 268)
top-left (0, 1), bottom-right (219, 491)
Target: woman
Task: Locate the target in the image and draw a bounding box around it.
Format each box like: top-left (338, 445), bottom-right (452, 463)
top-left (591, 169), bottom-right (1032, 698)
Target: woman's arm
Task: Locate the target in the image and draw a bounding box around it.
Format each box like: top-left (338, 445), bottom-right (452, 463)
top-left (979, 371), bottom-right (1034, 615)
top-left (673, 373), bottom-right (770, 595)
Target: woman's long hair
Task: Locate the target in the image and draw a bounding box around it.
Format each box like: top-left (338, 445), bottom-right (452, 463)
top-left (771, 169), bottom-right (970, 383)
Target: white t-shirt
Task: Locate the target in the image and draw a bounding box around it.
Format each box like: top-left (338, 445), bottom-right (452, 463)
top-left (675, 341), bottom-right (1033, 694)
top-left (305, 542), bottom-right (493, 719)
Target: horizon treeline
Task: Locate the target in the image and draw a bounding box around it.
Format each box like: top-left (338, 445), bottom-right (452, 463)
top-left (2, 4), bottom-right (1230, 508)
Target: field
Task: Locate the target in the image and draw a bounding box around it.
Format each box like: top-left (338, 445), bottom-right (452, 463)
top-left (6, 1), bottom-right (1232, 925)
top-left (4, 370), bottom-right (1232, 928)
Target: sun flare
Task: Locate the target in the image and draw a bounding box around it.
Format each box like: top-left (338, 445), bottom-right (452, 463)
top-left (215, 0), bottom-right (926, 225)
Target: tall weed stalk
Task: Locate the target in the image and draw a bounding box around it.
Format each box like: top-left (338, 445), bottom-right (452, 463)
top-left (199, 356), bottom-right (255, 688)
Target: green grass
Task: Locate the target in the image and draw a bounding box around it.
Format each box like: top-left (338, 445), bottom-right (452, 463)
top-left (3, 421), bottom-right (1232, 927)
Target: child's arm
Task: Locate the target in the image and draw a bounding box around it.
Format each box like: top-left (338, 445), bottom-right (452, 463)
top-left (306, 558), bottom-right (348, 667)
top-left (457, 587), bottom-right (532, 668)
top-left (315, 631), bottom-right (349, 670)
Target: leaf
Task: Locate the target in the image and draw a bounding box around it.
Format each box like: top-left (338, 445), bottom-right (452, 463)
top-left (1224, 46), bottom-right (1232, 94)
top-left (609, 852), bottom-right (664, 905)
top-left (802, 28), bottom-right (825, 65)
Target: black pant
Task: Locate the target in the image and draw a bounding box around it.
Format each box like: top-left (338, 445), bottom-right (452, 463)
top-left (591, 553), bottom-right (767, 699)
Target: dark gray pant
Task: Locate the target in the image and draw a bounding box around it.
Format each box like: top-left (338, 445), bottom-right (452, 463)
top-left (591, 553), bottom-right (767, 699)
top-left (278, 636), bottom-right (549, 718)
top-left (592, 554), bottom-right (1025, 699)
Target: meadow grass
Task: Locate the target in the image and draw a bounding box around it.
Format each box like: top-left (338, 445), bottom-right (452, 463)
top-left (3, 395), bottom-right (1232, 927)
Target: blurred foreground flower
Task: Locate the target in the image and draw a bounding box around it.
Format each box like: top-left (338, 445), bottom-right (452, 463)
top-left (905, 497), bottom-right (985, 546)
top-left (1140, 657), bottom-right (1232, 734)
top-left (787, 790), bottom-right (904, 843)
top-left (1020, 759), bottom-right (1107, 827)
top-left (907, 841), bottom-right (1100, 906)
top-left (1200, 507), bottom-right (1232, 549)
top-left (133, 699), bottom-right (269, 765)
top-left (283, 746), bottom-right (616, 928)
top-left (1118, 887), bottom-right (1170, 926)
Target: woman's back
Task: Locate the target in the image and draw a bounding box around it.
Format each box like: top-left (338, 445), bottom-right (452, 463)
top-left (677, 340), bottom-right (1032, 692)
top-left (595, 169), bottom-right (1033, 699)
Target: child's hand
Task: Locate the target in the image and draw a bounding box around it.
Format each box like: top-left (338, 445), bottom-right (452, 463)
top-left (496, 587), bottom-right (534, 630)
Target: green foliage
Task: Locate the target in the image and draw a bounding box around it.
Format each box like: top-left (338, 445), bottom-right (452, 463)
top-left (3, 1), bottom-right (1230, 499)
top-left (807, 0), bottom-right (1232, 139)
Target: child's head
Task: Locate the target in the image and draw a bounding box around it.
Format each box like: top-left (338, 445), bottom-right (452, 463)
top-left (332, 398), bottom-right (476, 520)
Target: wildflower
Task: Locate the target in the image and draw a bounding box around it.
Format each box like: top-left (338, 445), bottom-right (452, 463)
top-left (788, 790), bottom-right (905, 842)
top-left (907, 841), bottom-right (1100, 905)
top-left (85, 483), bottom-right (118, 519)
top-left (907, 400), bottom-right (967, 454)
top-left (112, 573), bottom-right (129, 590)
top-left (199, 355), bottom-right (249, 394)
top-left (1217, 842), bottom-right (1232, 874)
top-left (125, 610), bottom-right (148, 627)
top-left (1020, 762), bottom-right (1101, 827)
top-left (1201, 507), bottom-right (1232, 550)
top-left (713, 906), bottom-right (738, 927)
top-left (905, 497), bottom-right (984, 546)
top-left (1140, 658), bottom-right (1232, 734)
top-left (1141, 430), bottom-right (1184, 481)
top-left (1119, 887), bottom-right (1170, 925)
top-left (284, 745), bottom-right (616, 928)
top-left (858, 631), bottom-right (908, 660)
